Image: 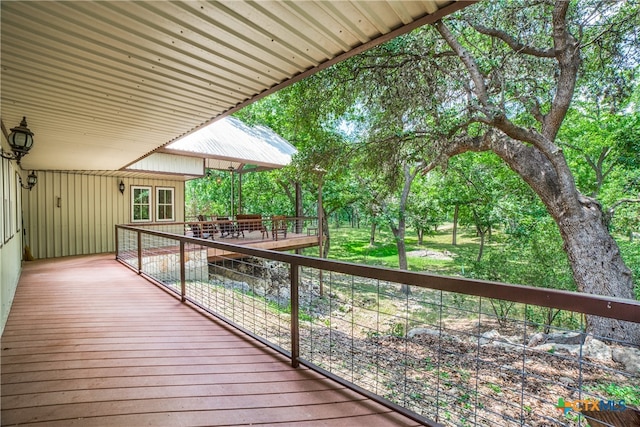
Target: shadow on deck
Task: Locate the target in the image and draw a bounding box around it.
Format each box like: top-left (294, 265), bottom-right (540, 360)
top-left (1, 254), bottom-right (419, 426)
top-left (209, 230), bottom-right (320, 262)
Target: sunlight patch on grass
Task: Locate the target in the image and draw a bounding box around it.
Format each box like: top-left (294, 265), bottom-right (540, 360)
top-left (324, 223), bottom-right (482, 275)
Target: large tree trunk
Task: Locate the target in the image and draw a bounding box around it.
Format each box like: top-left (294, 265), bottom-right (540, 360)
top-left (321, 206), bottom-right (330, 259)
top-left (452, 204), bottom-right (459, 246)
top-left (429, 129), bottom-right (638, 342)
top-left (397, 237), bottom-right (408, 271)
top-left (396, 163), bottom-right (413, 273)
top-left (476, 229), bottom-right (485, 262)
top-left (389, 220), bottom-right (410, 295)
top-left (393, 227), bottom-right (408, 270)
top-left (557, 202), bottom-right (638, 342)
top-left (472, 209), bottom-right (488, 262)
top-left (393, 164), bottom-right (416, 295)
top-left (369, 221), bottom-right (377, 246)
top-left (394, 227), bottom-right (410, 295)
top-left (490, 135), bottom-right (639, 343)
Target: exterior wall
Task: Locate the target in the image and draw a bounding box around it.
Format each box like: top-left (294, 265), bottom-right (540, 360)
top-left (22, 172), bottom-right (185, 259)
top-left (1, 234), bottom-right (21, 334)
top-left (1, 149), bottom-right (23, 333)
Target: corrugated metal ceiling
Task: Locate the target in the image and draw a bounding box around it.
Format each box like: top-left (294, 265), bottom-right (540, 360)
top-left (1, 0), bottom-right (469, 173)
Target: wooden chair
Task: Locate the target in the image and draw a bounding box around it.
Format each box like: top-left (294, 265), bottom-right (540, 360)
top-left (197, 215), bottom-right (216, 239)
top-left (271, 215), bottom-right (287, 241)
top-left (188, 223), bottom-right (203, 239)
top-left (217, 217), bottom-right (236, 238)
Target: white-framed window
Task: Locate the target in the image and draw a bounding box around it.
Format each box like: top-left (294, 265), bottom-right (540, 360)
top-left (131, 186), bottom-right (152, 222)
top-left (156, 186), bottom-right (174, 221)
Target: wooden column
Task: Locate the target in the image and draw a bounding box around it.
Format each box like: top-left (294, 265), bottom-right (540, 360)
top-left (238, 172), bottom-right (243, 215)
top-left (229, 167), bottom-right (234, 217)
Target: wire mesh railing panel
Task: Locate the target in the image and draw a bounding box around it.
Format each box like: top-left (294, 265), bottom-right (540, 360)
top-left (139, 233), bottom-right (184, 293)
top-left (116, 227), bottom-right (138, 269)
top-left (187, 255), bottom-right (293, 354)
top-left (296, 267), bottom-right (639, 427)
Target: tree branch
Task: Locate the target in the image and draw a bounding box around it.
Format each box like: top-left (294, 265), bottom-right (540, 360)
top-left (433, 18), bottom-right (564, 167)
top-left (423, 130), bottom-right (579, 218)
top-left (433, 20), bottom-right (490, 107)
top-left (606, 198), bottom-right (640, 224)
top-left (276, 179), bottom-right (295, 207)
top-left (470, 23), bottom-right (555, 57)
top-left (524, 96), bottom-right (544, 124)
top-left (544, 0), bottom-right (581, 141)
top-left (422, 133), bottom-right (492, 174)
top-left (431, 11), bottom-right (583, 215)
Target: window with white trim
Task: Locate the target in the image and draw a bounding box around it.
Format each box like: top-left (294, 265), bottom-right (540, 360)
top-left (156, 187), bottom-right (174, 221)
top-left (131, 186), bottom-right (152, 222)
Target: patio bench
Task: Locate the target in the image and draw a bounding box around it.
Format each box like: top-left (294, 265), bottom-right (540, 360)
top-left (236, 214), bottom-right (268, 239)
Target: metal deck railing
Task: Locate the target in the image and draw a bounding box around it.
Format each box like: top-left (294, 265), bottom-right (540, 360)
top-left (115, 224), bottom-right (640, 427)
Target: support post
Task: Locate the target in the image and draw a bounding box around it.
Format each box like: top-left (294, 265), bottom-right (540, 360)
top-left (317, 176), bottom-right (324, 295)
top-left (180, 241), bottom-right (186, 302)
top-left (238, 172), bottom-right (243, 215)
top-left (229, 168), bottom-right (235, 217)
top-left (114, 226), bottom-right (119, 260)
top-left (137, 231), bottom-right (142, 274)
top-left (290, 261), bottom-right (300, 368)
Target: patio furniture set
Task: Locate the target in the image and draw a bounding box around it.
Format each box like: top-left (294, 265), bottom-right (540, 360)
top-left (188, 214), bottom-right (287, 241)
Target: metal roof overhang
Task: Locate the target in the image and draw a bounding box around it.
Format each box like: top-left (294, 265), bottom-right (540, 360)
top-left (156, 116), bottom-right (298, 174)
top-left (1, 1), bottom-right (471, 177)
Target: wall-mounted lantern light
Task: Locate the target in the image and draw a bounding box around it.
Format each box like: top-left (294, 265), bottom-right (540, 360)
top-left (1, 117), bottom-right (35, 165)
top-left (119, 180), bottom-right (125, 194)
top-left (18, 170), bottom-right (38, 191)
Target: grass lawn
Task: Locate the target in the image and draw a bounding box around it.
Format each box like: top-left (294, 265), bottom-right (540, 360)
top-left (308, 223), bottom-right (487, 275)
top-left (301, 222), bottom-right (639, 295)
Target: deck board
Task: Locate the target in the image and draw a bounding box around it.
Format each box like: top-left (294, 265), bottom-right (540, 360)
top-left (1, 254), bottom-right (420, 426)
top-left (208, 231), bottom-right (320, 261)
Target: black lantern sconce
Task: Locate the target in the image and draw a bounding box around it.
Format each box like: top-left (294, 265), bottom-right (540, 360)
top-left (1, 117), bottom-right (35, 165)
top-left (18, 170), bottom-right (38, 191)
top-left (119, 180), bottom-right (125, 195)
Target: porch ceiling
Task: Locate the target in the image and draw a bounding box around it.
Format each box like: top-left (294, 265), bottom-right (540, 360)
top-left (1, 1), bottom-right (468, 173)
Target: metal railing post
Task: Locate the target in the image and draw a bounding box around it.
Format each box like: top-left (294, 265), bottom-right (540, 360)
top-left (137, 231), bottom-right (142, 274)
top-left (114, 226), bottom-right (119, 260)
top-left (180, 241), bottom-right (186, 302)
top-left (290, 261), bottom-right (300, 368)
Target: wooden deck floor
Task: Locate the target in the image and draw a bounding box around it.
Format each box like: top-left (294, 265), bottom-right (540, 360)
top-left (1, 254), bottom-right (420, 426)
top-left (208, 231), bottom-right (320, 261)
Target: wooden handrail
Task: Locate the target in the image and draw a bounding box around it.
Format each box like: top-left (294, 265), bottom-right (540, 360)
top-left (115, 224), bottom-right (640, 323)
